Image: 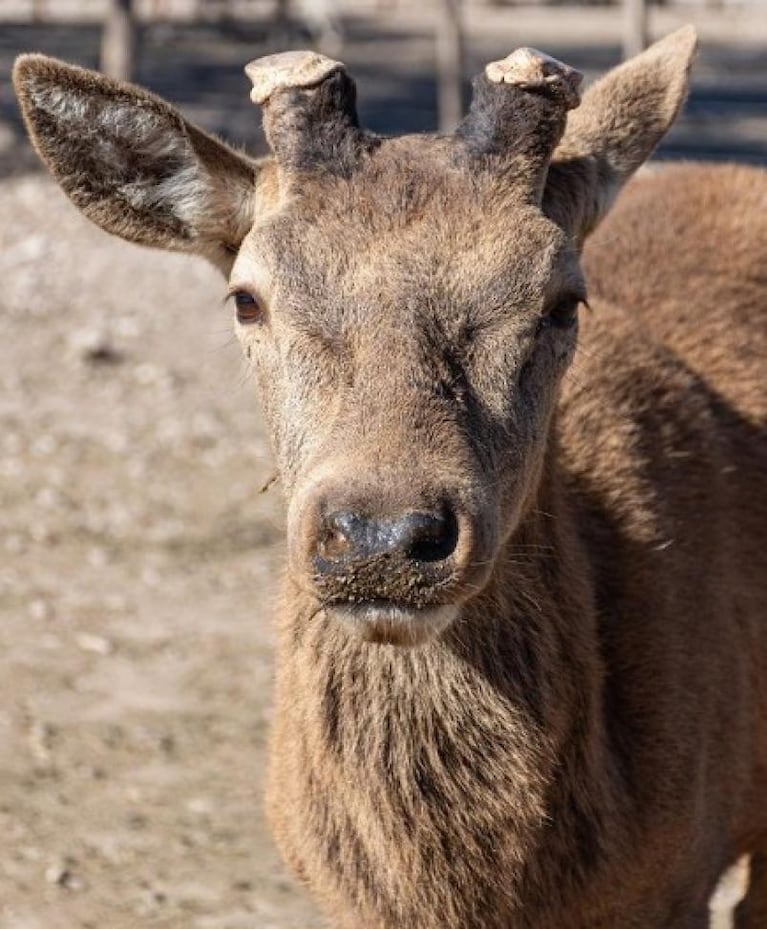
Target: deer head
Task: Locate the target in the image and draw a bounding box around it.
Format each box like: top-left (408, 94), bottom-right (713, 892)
top-left (14, 29), bottom-right (696, 645)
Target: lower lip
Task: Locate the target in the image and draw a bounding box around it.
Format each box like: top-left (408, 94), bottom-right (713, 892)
top-left (328, 601), bottom-right (459, 646)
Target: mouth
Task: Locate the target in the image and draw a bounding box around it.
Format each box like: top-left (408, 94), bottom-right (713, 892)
top-left (327, 600), bottom-right (460, 646)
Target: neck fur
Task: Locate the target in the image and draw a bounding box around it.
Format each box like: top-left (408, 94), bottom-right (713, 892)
top-left (270, 444), bottom-right (619, 927)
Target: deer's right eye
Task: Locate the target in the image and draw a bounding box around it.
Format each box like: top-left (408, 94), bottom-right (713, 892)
top-left (544, 296), bottom-right (580, 330)
top-left (233, 290), bottom-right (265, 325)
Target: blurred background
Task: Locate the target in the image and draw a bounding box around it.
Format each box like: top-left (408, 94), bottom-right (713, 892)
top-left (0, 3), bottom-right (765, 929)
top-left (2, 0), bottom-right (767, 171)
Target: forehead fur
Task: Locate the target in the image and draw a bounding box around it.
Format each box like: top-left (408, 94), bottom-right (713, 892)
top-left (237, 134), bottom-right (578, 319)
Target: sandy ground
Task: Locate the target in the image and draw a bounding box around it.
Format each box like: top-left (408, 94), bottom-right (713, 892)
top-left (0, 175), bottom-right (324, 929)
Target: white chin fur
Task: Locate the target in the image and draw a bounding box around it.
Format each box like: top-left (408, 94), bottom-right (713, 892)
top-left (330, 602), bottom-right (459, 646)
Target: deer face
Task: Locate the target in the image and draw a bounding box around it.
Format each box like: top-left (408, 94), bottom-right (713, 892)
top-left (233, 144), bottom-right (583, 642)
top-left (14, 32), bottom-right (696, 644)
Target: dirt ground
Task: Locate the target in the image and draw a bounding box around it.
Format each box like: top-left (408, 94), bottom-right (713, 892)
top-left (1, 6), bottom-right (765, 929)
top-left (0, 174), bottom-right (323, 928)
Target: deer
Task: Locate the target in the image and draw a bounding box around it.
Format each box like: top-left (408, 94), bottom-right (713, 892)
top-left (13, 27), bottom-right (767, 929)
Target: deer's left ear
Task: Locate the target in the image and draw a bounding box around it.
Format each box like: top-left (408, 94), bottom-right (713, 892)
top-left (14, 54), bottom-right (269, 273)
top-left (542, 26), bottom-right (697, 247)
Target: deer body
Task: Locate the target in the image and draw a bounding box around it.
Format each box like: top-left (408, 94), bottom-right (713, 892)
top-left (13, 31), bottom-right (767, 929)
top-left (267, 163), bottom-right (767, 928)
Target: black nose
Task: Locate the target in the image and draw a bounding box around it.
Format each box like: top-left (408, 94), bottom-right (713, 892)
top-left (317, 508), bottom-right (458, 566)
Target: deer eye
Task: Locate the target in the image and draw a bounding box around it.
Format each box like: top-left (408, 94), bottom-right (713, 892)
top-left (232, 290), bottom-right (265, 325)
top-left (540, 295), bottom-right (581, 332)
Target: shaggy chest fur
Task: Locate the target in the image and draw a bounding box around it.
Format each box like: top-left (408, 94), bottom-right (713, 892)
top-left (267, 582), bottom-right (650, 929)
top-left (270, 628), bottom-right (554, 928)
top-left (267, 559), bottom-right (746, 929)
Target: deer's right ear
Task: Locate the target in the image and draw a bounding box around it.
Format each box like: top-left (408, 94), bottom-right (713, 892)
top-left (13, 54), bottom-right (267, 272)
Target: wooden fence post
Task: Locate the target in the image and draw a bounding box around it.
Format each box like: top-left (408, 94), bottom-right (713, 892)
top-left (436, 0), bottom-right (465, 132)
top-left (101, 0), bottom-right (137, 82)
top-left (274, 0), bottom-right (291, 24)
top-left (623, 0), bottom-right (649, 59)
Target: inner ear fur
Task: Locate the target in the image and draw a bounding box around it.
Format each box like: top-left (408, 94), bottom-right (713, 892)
top-left (13, 54), bottom-right (265, 271)
top-left (543, 26), bottom-right (698, 246)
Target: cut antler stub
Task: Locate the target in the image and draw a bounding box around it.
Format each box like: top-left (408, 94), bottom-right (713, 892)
top-left (246, 50), bottom-right (344, 105)
top-left (485, 48), bottom-right (583, 110)
top-left (244, 49), bottom-right (368, 174)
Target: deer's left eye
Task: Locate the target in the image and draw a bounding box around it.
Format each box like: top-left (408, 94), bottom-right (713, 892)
top-left (233, 290), bottom-right (265, 325)
top-left (540, 295), bottom-right (581, 332)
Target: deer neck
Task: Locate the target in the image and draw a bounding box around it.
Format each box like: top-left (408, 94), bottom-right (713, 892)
top-left (270, 441), bottom-right (618, 925)
top-left (275, 436), bottom-right (611, 805)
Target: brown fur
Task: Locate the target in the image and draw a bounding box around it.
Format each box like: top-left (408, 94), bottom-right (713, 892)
top-left (13, 29), bottom-right (767, 929)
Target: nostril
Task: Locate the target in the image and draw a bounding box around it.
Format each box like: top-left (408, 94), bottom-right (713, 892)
top-left (400, 510), bottom-right (458, 563)
top-left (318, 511), bottom-right (358, 561)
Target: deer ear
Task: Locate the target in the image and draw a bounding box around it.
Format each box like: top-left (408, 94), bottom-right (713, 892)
top-left (542, 26), bottom-right (697, 246)
top-left (13, 54), bottom-right (265, 272)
